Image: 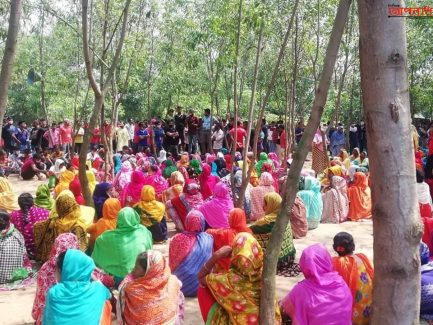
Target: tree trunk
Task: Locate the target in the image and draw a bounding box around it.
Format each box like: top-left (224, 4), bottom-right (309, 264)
top-left (358, 1), bottom-right (423, 323)
top-left (0, 0), bottom-right (23, 137)
top-left (259, 1), bottom-right (351, 323)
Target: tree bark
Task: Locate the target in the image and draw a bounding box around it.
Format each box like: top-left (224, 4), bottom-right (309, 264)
top-left (358, 1), bottom-right (423, 323)
top-left (79, 0), bottom-right (132, 205)
top-left (0, 0), bottom-right (23, 137)
top-left (259, 1), bottom-right (351, 323)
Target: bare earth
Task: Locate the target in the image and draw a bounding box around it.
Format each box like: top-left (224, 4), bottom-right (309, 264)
top-left (0, 175), bottom-right (374, 325)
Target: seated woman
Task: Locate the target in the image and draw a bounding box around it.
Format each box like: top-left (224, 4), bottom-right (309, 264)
top-left (92, 207), bottom-right (153, 280)
top-left (199, 182), bottom-right (233, 229)
top-left (197, 232), bottom-right (281, 324)
top-left (87, 198), bottom-right (121, 249)
top-left (162, 159), bottom-right (177, 179)
top-left (177, 153), bottom-right (190, 168)
top-left (69, 177), bottom-right (85, 205)
top-left (0, 177), bottom-right (19, 213)
top-left (43, 249), bottom-right (111, 324)
top-left (280, 243), bottom-right (352, 325)
top-left (161, 171), bottom-right (185, 203)
top-left (34, 184), bottom-right (55, 211)
top-left (250, 192), bottom-right (296, 270)
top-left (117, 250), bottom-right (184, 324)
top-left (10, 193), bottom-right (49, 258)
top-left (221, 170), bottom-right (253, 219)
top-left (347, 172), bottom-right (372, 221)
top-left (321, 176), bottom-right (349, 223)
top-left (166, 180), bottom-right (204, 231)
top-left (54, 169), bottom-right (75, 198)
top-left (420, 242), bottom-right (433, 321)
top-left (169, 210), bottom-right (213, 297)
top-left (93, 182), bottom-right (112, 219)
top-left (134, 185), bottom-right (167, 243)
top-left (332, 232), bottom-right (374, 324)
top-left (32, 233), bottom-right (113, 325)
top-left (256, 152), bottom-right (274, 177)
top-left (86, 169), bottom-right (97, 194)
top-left (280, 177), bottom-right (308, 238)
top-left (349, 151), bottom-right (369, 181)
top-left (143, 165), bottom-right (169, 200)
top-left (207, 208), bottom-right (252, 272)
top-left (250, 172), bottom-right (275, 221)
top-left (298, 176), bottom-right (323, 230)
top-left (120, 171), bottom-right (145, 207)
top-left (33, 194), bottom-right (88, 262)
top-left (113, 160), bottom-right (133, 194)
top-left (0, 211), bottom-right (31, 284)
top-left (199, 163), bottom-right (219, 200)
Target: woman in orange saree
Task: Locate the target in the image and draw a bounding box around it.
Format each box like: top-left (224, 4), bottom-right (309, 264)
top-left (332, 232), bottom-right (374, 325)
top-left (347, 172), bottom-right (372, 221)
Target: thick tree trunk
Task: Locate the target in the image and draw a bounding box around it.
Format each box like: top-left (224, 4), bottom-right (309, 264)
top-left (358, 1), bottom-right (423, 323)
top-left (259, 1), bottom-right (351, 323)
top-left (0, 0), bottom-right (23, 137)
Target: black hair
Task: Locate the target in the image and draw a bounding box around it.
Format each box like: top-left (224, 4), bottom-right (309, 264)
top-left (18, 193), bottom-right (33, 224)
top-left (23, 149), bottom-right (31, 155)
top-left (33, 153), bottom-right (41, 160)
top-left (204, 108), bottom-right (211, 114)
top-left (56, 250), bottom-right (67, 271)
top-left (150, 165), bottom-right (158, 173)
top-left (417, 169), bottom-right (425, 183)
top-left (333, 232), bottom-right (355, 257)
top-left (0, 211), bottom-right (10, 223)
top-left (136, 251), bottom-right (148, 272)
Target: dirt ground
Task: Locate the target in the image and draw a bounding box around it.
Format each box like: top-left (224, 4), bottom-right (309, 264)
top-left (0, 174), bottom-right (374, 325)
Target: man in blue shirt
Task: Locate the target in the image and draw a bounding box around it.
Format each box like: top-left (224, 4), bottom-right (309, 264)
top-left (200, 108), bottom-right (218, 154)
top-left (136, 122), bottom-right (149, 152)
top-left (14, 121), bottom-right (29, 152)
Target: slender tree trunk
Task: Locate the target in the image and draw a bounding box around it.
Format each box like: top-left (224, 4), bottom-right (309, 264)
top-left (0, 0), bottom-right (23, 138)
top-left (358, 1), bottom-right (423, 323)
top-left (238, 11), bottom-right (264, 208)
top-left (259, 1), bottom-right (351, 323)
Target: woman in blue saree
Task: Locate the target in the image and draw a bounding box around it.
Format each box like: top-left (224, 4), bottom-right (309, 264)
top-left (169, 210), bottom-right (213, 297)
top-left (298, 176), bottom-right (323, 230)
top-left (43, 249), bottom-right (111, 325)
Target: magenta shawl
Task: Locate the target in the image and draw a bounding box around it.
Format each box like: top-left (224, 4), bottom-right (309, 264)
top-left (120, 170), bottom-right (145, 207)
top-left (280, 244), bottom-right (352, 325)
top-left (113, 161), bottom-right (133, 192)
top-left (199, 164), bottom-right (220, 200)
top-left (143, 168), bottom-right (169, 198)
top-left (199, 182), bottom-right (233, 229)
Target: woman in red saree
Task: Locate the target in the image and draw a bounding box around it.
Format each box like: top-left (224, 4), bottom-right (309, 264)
top-left (347, 172), bottom-right (372, 221)
top-left (206, 208), bottom-right (252, 272)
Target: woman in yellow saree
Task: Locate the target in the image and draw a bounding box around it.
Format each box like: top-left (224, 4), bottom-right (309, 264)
top-left (197, 232), bottom-right (281, 324)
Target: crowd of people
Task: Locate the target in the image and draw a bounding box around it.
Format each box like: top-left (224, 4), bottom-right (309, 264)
top-left (0, 110), bottom-right (428, 324)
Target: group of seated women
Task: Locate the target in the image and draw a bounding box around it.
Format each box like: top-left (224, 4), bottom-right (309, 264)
top-left (0, 146), bottom-right (377, 324)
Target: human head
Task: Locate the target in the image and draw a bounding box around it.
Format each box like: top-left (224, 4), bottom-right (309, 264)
top-left (176, 106), bottom-right (182, 114)
top-left (333, 232), bottom-right (355, 257)
top-left (168, 108), bottom-right (174, 116)
top-left (6, 117), bottom-right (13, 125)
top-left (204, 108), bottom-right (210, 116)
top-left (132, 251), bottom-right (148, 279)
top-left (352, 148), bottom-right (360, 158)
top-left (19, 121), bottom-right (27, 129)
top-left (18, 193), bottom-right (33, 212)
top-left (189, 109), bottom-right (195, 116)
top-left (56, 249), bottom-right (95, 283)
top-left (263, 192), bottom-right (282, 215)
top-left (33, 153), bottom-right (41, 163)
top-left (0, 211), bottom-right (10, 231)
top-left (360, 151), bottom-right (367, 160)
top-left (185, 210), bottom-right (205, 232)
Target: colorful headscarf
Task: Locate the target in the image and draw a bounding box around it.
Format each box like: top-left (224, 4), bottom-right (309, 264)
top-left (199, 164), bottom-right (219, 200)
top-left (190, 159), bottom-right (202, 175)
top-left (177, 154), bottom-right (190, 168)
top-left (54, 170), bottom-right (75, 198)
top-left (42, 249), bottom-right (110, 324)
top-left (32, 233), bottom-right (79, 324)
top-left (199, 182), bottom-right (233, 228)
top-left (163, 159), bottom-right (177, 179)
top-left (121, 171), bottom-right (146, 207)
top-left (86, 170), bottom-right (97, 194)
top-left (118, 250), bottom-right (181, 324)
top-left (92, 207), bottom-right (153, 278)
top-left (281, 244), bottom-right (352, 325)
top-left (256, 152), bottom-right (274, 177)
top-left (93, 182), bottom-right (112, 219)
top-left (134, 186), bottom-right (165, 225)
top-left (53, 195), bottom-right (85, 234)
top-left (206, 233), bottom-right (281, 324)
top-left (347, 172), bottom-right (372, 221)
top-left (87, 198), bottom-right (121, 240)
top-left (298, 176), bottom-right (323, 230)
top-left (34, 184), bottom-right (55, 210)
top-left (113, 161), bottom-right (133, 192)
top-left (69, 177), bottom-right (85, 205)
top-left (170, 210), bottom-right (213, 296)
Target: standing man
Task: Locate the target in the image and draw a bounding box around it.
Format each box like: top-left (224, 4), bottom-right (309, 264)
top-left (59, 119), bottom-right (72, 157)
top-left (229, 120), bottom-right (247, 153)
top-left (359, 121), bottom-right (367, 153)
top-left (200, 108), bottom-right (217, 154)
top-left (2, 117), bottom-right (16, 153)
top-left (13, 121), bottom-right (29, 152)
top-left (125, 118), bottom-right (135, 148)
top-left (38, 119), bottom-right (49, 152)
top-left (174, 106), bottom-right (186, 152)
top-left (349, 123), bottom-right (359, 153)
top-left (29, 120), bottom-right (41, 152)
top-left (115, 122), bottom-right (130, 153)
top-left (164, 120), bottom-right (179, 160)
top-left (136, 122), bottom-right (149, 153)
top-left (186, 109), bottom-right (199, 154)
top-left (165, 108), bottom-right (175, 126)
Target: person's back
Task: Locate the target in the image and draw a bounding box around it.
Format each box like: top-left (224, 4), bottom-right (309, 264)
top-left (280, 244), bottom-right (352, 325)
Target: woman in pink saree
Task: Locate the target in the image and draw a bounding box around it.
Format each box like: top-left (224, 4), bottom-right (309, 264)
top-left (120, 170), bottom-right (146, 207)
top-left (250, 172), bottom-right (275, 221)
top-left (113, 161), bottom-right (133, 193)
top-left (199, 164), bottom-right (219, 200)
top-left (199, 182), bottom-right (233, 229)
top-left (321, 176), bottom-right (349, 223)
top-left (143, 165), bottom-right (169, 200)
top-left (280, 243), bottom-right (352, 325)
